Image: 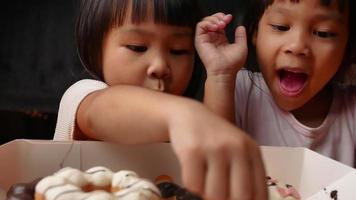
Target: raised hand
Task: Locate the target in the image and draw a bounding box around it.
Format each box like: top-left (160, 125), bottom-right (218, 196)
top-left (195, 13), bottom-right (248, 77)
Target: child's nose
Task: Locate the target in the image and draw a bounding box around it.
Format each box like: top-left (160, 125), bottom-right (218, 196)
top-left (147, 55), bottom-right (170, 79)
top-left (284, 31), bottom-right (310, 57)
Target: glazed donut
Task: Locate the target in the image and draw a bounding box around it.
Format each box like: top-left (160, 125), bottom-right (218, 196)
top-left (156, 175), bottom-right (301, 200)
top-left (53, 167), bottom-right (90, 191)
top-left (112, 170), bottom-right (161, 200)
top-left (6, 178), bottom-right (42, 200)
top-left (84, 166), bottom-right (114, 191)
top-left (34, 167), bottom-right (161, 200)
top-left (8, 170), bottom-right (302, 200)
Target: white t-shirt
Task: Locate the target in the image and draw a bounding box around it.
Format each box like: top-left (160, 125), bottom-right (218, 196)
top-left (235, 69), bottom-right (356, 167)
top-left (53, 79), bottom-right (107, 140)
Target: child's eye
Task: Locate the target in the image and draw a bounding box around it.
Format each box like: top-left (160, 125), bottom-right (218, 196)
top-left (313, 31), bottom-right (337, 38)
top-left (270, 24), bottom-right (290, 32)
top-left (126, 45), bottom-right (147, 52)
top-left (170, 49), bottom-right (190, 55)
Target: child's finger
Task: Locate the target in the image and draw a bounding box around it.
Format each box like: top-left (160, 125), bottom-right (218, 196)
top-left (204, 151), bottom-right (229, 200)
top-left (234, 26), bottom-right (247, 46)
top-left (197, 19), bottom-right (220, 32)
top-left (230, 148), bottom-right (254, 200)
top-left (179, 150), bottom-right (206, 196)
top-left (211, 12), bottom-right (233, 24)
top-left (211, 13), bottom-right (232, 30)
top-left (200, 13), bottom-right (232, 32)
top-left (250, 144), bottom-right (268, 199)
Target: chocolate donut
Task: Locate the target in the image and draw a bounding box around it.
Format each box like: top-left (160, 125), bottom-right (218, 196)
top-left (6, 178), bottom-right (42, 200)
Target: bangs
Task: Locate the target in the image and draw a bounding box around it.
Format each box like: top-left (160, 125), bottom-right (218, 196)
top-left (112, 0), bottom-right (200, 28)
top-left (76, 0), bottom-right (202, 81)
top-left (263, 0), bottom-right (347, 12)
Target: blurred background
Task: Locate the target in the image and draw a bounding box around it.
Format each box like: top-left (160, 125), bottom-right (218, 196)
top-left (0, 0), bottom-right (247, 144)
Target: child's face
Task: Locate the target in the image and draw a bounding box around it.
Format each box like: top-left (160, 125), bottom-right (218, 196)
top-left (255, 0), bottom-right (349, 111)
top-left (102, 18), bottom-right (195, 95)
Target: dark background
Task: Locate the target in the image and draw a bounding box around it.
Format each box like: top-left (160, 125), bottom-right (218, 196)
top-left (0, 0), bottom-right (247, 144)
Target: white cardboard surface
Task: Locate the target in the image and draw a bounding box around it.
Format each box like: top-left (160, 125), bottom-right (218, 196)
top-left (260, 146), bottom-right (355, 199)
top-left (307, 171), bottom-right (356, 200)
top-left (0, 140), bottom-right (180, 191)
top-left (1, 139), bottom-right (356, 199)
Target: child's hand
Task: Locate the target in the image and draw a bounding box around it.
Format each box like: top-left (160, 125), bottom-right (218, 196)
top-left (168, 102), bottom-right (267, 200)
top-left (195, 13), bottom-right (247, 79)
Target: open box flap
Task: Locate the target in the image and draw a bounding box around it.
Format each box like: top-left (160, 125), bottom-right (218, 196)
top-left (256, 146), bottom-right (355, 199)
top-left (1, 140), bottom-right (356, 199)
top-left (0, 140), bottom-right (81, 190)
top-left (80, 141), bottom-right (181, 182)
top-left (300, 148), bottom-right (354, 197)
top-left (0, 140), bottom-right (181, 191)
top-left (307, 171), bottom-right (356, 200)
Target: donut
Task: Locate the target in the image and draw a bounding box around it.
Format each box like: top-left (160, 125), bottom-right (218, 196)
top-left (84, 166), bottom-right (114, 191)
top-left (53, 167), bottom-right (90, 192)
top-left (6, 178), bottom-right (42, 200)
top-left (112, 170), bottom-right (161, 200)
top-left (11, 168), bottom-right (302, 200)
top-left (154, 175), bottom-right (202, 200)
top-left (33, 166), bottom-right (161, 200)
top-left (156, 175), bottom-right (301, 200)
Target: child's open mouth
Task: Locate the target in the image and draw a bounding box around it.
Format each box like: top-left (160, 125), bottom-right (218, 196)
top-left (278, 69), bottom-right (308, 97)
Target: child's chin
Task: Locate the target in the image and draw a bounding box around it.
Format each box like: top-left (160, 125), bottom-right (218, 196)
top-left (272, 94), bottom-right (306, 112)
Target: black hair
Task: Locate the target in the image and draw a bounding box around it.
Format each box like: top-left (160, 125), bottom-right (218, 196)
top-left (243, 0), bottom-right (355, 83)
top-left (75, 0), bottom-right (204, 98)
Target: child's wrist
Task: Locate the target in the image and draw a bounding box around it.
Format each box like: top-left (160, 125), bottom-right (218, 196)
top-left (205, 74), bottom-right (236, 87)
top-left (166, 98), bottom-right (205, 136)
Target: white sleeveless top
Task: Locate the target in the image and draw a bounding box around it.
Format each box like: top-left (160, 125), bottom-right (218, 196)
top-left (53, 79), bottom-right (107, 140)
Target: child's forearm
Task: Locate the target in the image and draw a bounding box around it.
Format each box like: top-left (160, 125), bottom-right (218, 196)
top-left (75, 84), bottom-right (268, 200)
top-left (204, 74), bottom-right (236, 122)
top-left (76, 85), bottom-right (197, 143)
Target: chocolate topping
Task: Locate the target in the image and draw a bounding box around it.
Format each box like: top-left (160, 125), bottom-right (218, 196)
top-left (175, 187), bottom-right (202, 200)
top-left (157, 182), bottom-right (179, 197)
top-left (7, 183), bottom-right (33, 196)
top-left (157, 181), bottom-right (202, 200)
top-left (330, 190), bottom-right (338, 200)
top-left (6, 178), bottom-right (42, 200)
top-left (6, 193), bottom-right (33, 200)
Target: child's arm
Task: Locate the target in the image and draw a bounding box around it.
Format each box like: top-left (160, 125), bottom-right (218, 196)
top-left (195, 13), bottom-right (247, 122)
top-left (75, 85), bottom-right (267, 200)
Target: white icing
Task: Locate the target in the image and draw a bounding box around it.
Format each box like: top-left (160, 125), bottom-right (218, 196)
top-left (131, 179), bottom-right (161, 196)
top-left (55, 167), bottom-right (89, 187)
top-left (116, 189), bottom-right (161, 200)
top-left (43, 184), bottom-right (81, 200)
top-left (55, 191), bottom-right (90, 200)
top-left (112, 170), bottom-right (139, 189)
top-left (85, 166), bottom-right (114, 187)
top-left (35, 175), bottom-right (67, 194)
top-left (113, 175), bottom-right (161, 200)
top-left (83, 191), bottom-right (115, 200)
top-left (35, 167), bottom-right (162, 200)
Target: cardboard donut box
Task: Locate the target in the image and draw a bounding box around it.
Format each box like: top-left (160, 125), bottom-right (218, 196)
top-left (1, 139), bottom-right (356, 200)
